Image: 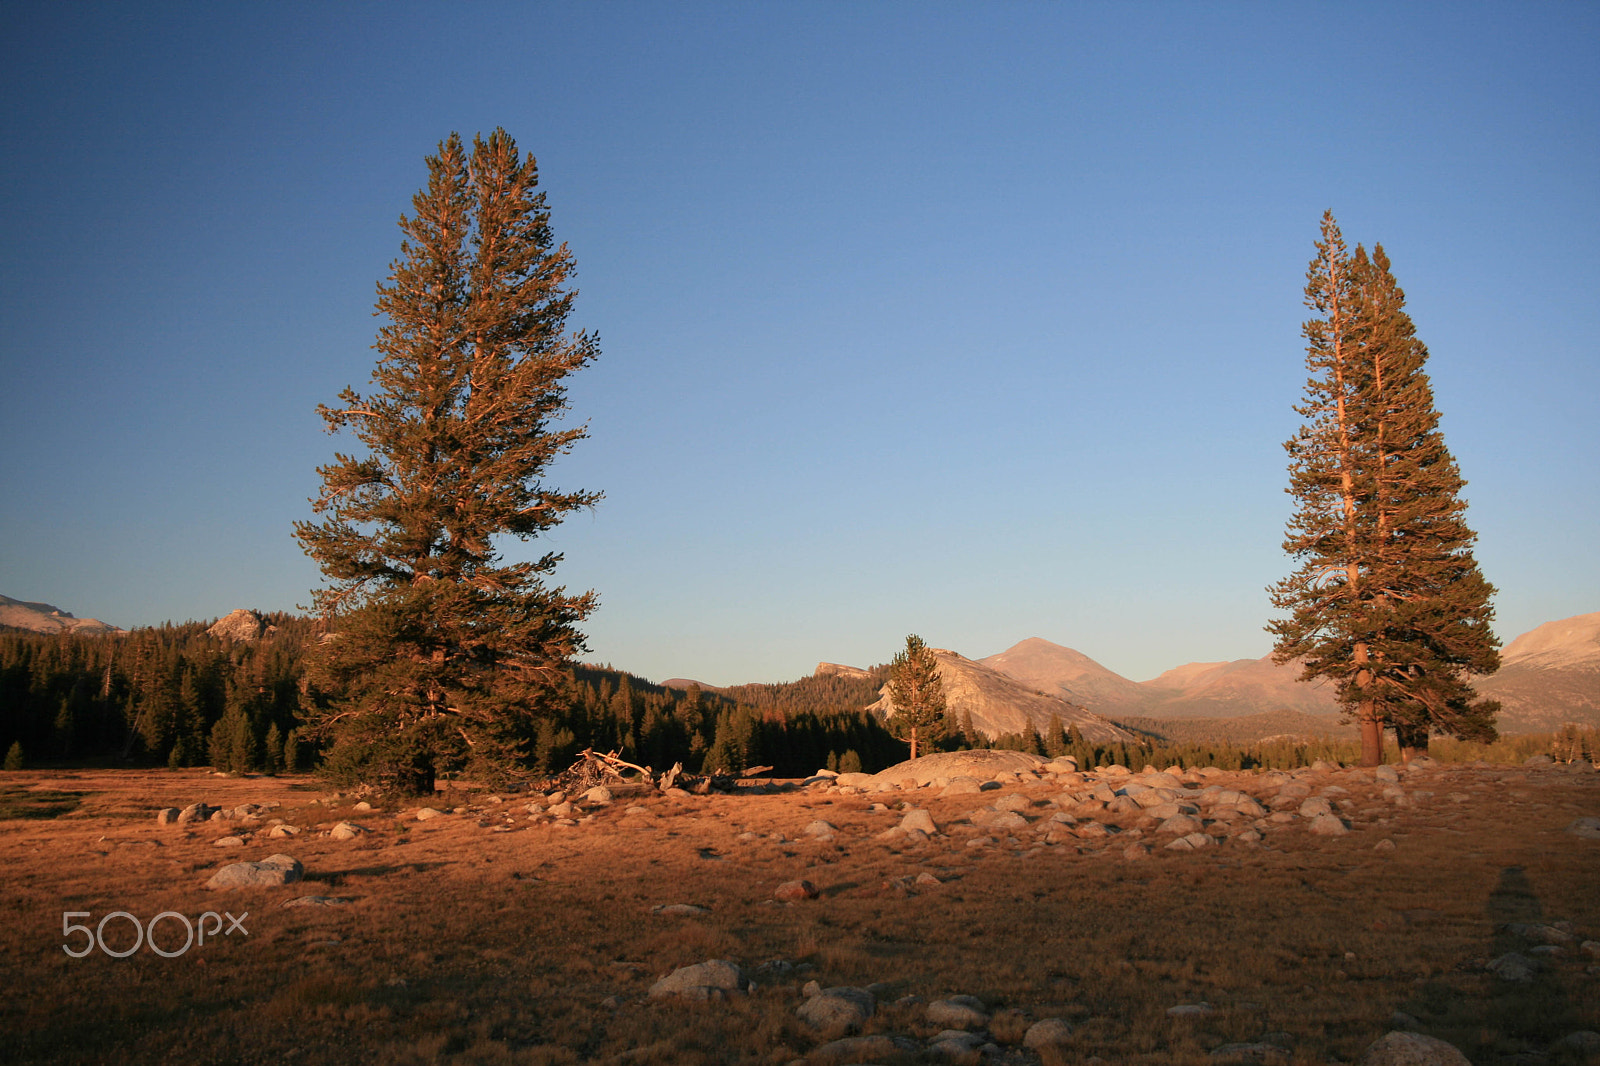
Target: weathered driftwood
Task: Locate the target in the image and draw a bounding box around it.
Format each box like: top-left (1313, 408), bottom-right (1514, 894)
top-left (553, 749), bottom-right (776, 795)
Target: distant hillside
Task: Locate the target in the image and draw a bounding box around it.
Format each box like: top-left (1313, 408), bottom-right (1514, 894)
top-left (866, 647), bottom-right (1133, 744)
top-left (1138, 654), bottom-right (1339, 719)
top-left (1474, 612), bottom-right (1600, 731)
top-left (0, 594), bottom-right (122, 635)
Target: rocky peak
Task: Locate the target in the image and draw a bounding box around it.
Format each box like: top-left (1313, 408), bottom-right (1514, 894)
top-left (207, 608), bottom-right (264, 643)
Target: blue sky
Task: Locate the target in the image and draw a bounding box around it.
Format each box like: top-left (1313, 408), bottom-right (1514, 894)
top-left (2, 2), bottom-right (1595, 685)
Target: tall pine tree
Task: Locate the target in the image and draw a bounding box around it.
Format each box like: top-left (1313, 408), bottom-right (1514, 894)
top-left (1270, 213), bottom-right (1498, 765)
top-left (294, 131), bottom-right (600, 792)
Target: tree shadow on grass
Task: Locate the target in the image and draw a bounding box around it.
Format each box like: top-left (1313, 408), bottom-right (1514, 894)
top-left (1399, 866), bottom-right (1593, 1065)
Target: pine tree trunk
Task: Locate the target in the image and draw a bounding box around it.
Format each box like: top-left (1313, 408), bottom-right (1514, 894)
top-left (1358, 707), bottom-right (1383, 767)
top-left (1395, 720), bottom-right (1429, 764)
top-left (910, 726), bottom-right (919, 762)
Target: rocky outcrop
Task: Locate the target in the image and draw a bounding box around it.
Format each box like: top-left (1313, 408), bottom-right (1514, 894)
top-left (869, 647), bottom-right (1133, 743)
top-left (814, 662), bottom-right (874, 681)
top-left (207, 608), bottom-right (264, 642)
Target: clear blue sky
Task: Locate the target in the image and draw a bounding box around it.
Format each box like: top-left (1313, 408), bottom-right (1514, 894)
top-left (2, 3), bottom-right (1595, 685)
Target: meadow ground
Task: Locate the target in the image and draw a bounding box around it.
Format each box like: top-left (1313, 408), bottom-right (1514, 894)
top-left (0, 761), bottom-right (1596, 1066)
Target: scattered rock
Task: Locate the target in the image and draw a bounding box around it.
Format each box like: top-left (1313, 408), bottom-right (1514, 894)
top-left (330, 821), bottom-right (368, 841)
top-left (212, 835), bottom-right (246, 848)
top-left (804, 819), bottom-right (836, 837)
top-left (652, 903), bottom-right (709, 916)
top-left (647, 959), bottom-right (746, 1000)
top-left (941, 777), bottom-right (984, 796)
top-left (1553, 1032), bottom-right (1600, 1054)
top-left (1298, 796), bottom-right (1334, 818)
top-left (1374, 838), bottom-right (1396, 852)
top-left (1123, 842), bottom-right (1152, 860)
top-left (927, 1030), bottom-right (985, 1064)
top-left (1307, 813), bottom-right (1349, 836)
top-left (807, 1034), bottom-right (914, 1066)
top-left (796, 986), bottom-right (875, 1033)
top-left (1023, 1018), bottom-right (1074, 1049)
top-left (353, 800), bottom-right (373, 812)
top-left (774, 879), bottom-right (819, 901)
top-left (1167, 1003), bottom-right (1215, 1017)
top-left (926, 995), bottom-right (990, 1029)
top-left (1565, 817), bottom-right (1600, 840)
top-left (269, 824), bottom-right (301, 838)
top-left (205, 853), bottom-right (303, 889)
top-left (581, 785), bottom-right (613, 805)
top-left (1487, 952), bottom-right (1537, 982)
top-left (1356, 1031), bottom-right (1471, 1066)
top-left (156, 807), bottom-right (179, 825)
top-left (177, 802), bottom-right (218, 825)
top-left (415, 808), bottom-right (446, 821)
top-left (1505, 922), bottom-right (1574, 944)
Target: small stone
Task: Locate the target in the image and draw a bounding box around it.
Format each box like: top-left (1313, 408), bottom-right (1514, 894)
top-left (1298, 796), bottom-right (1334, 818)
top-left (773, 879), bottom-right (818, 901)
top-left (1553, 1032), bottom-right (1600, 1054)
top-left (1123, 842), bottom-right (1152, 860)
top-left (647, 959), bottom-right (746, 1000)
top-left (353, 801), bottom-right (373, 812)
top-left (901, 808), bottom-right (938, 834)
top-left (1565, 816), bottom-right (1600, 840)
top-left (211, 835), bottom-right (246, 847)
top-left (1023, 1017), bottom-right (1074, 1049)
top-left (1374, 838), bottom-right (1397, 852)
top-left (1356, 1031), bottom-right (1471, 1066)
top-left (652, 903), bottom-right (709, 916)
top-left (1167, 1003), bottom-right (1214, 1017)
top-left (415, 807), bottom-right (446, 821)
top-left (915, 871), bottom-right (942, 886)
top-left (269, 824), bottom-right (300, 838)
top-left (156, 807), bottom-right (180, 825)
top-left (804, 819), bottom-right (836, 837)
top-left (581, 785), bottom-right (613, 805)
top-left (329, 821), bottom-right (367, 841)
top-left (205, 853), bottom-right (303, 889)
top-left (1307, 813), bottom-right (1349, 836)
top-left (1487, 952), bottom-right (1537, 982)
top-left (807, 1035), bottom-right (911, 1066)
top-left (926, 995), bottom-right (989, 1029)
top-left (796, 986), bottom-right (875, 1033)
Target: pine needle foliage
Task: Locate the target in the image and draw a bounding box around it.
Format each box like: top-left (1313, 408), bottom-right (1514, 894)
top-left (294, 130), bottom-right (600, 792)
top-left (1269, 212), bottom-right (1499, 765)
top-left (886, 634), bottom-right (947, 761)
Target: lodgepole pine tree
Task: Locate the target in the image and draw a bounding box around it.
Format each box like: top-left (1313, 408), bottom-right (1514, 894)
top-left (294, 130), bottom-right (600, 792)
top-left (1269, 212), bottom-right (1498, 766)
top-left (886, 634), bottom-right (947, 760)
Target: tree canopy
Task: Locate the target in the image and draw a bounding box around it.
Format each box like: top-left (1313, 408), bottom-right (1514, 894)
top-left (1269, 212), bottom-right (1499, 765)
top-left (294, 130), bottom-right (600, 791)
top-left (886, 634), bottom-right (947, 761)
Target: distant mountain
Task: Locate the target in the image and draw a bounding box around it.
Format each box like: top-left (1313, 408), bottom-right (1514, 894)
top-left (1139, 654), bottom-right (1339, 719)
top-left (865, 647), bottom-right (1133, 744)
top-left (0, 594), bottom-right (122, 635)
top-left (977, 636), bottom-right (1338, 721)
top-left (1474, 612), bottom-right (1600, 731)
top-left (979, 638), bottom-right (1151, 717)
top-left (974, 615), bottom-right (1600, 735)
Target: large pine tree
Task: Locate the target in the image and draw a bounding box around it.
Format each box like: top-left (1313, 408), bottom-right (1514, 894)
top-left (294, 130), bottom-right (600, 792)
top-left (1269, 213), bottom-right (1498, 765)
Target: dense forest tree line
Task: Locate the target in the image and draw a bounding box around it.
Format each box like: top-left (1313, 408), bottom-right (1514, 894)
top-left (0, 615), bottom-right (313, 772)
top-left (0, 624), bottom-right (908, 780)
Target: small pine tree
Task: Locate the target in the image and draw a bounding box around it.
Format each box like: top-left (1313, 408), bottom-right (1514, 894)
top-left (886, 634), bottom-right (948, 760)
top-left (4, 741), bottom-right (23, 771)
top-left (283, 727), bottom-right (302, 772)
top-left (264, 723), bottom-right (284, 773)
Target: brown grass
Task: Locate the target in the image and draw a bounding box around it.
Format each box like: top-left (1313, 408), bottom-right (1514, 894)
top-left (0, 765), bottom-right (1596, 1065)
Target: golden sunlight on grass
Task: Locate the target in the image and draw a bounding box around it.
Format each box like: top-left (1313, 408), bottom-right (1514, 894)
top-left (0, 764), bottom-right (1595, 1065)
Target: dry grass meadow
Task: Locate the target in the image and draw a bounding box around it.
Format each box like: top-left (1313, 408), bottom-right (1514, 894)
top-left (0, 761), bottom-right (1596, 1066)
